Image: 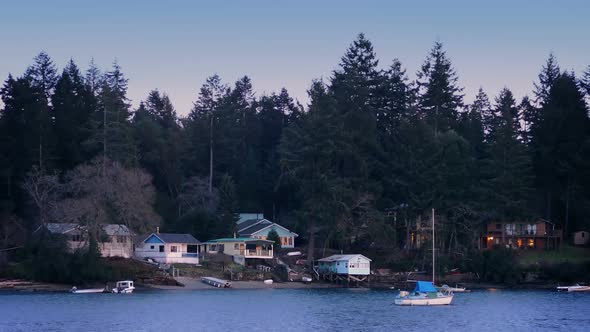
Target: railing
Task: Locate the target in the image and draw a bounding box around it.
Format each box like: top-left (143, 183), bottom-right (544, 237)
top-left (245, 249), bottom-right (273, 257)
top-left (182, 252), bottom-right (200, 258)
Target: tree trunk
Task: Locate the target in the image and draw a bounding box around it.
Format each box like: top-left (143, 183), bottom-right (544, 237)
top-left (307, 220), bottom-right (316, 268)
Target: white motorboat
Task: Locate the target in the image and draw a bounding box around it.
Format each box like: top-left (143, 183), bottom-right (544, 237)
top-left (394, 209), bottom-right (454, 306)
top-left (394, 281), bottom-right (454, 306)
top-left (111, 280), bottom-right (135, 294)
top-left (70, 286), bottom-right (105, 294)
top-left (557, 284), bottom-right (590, 292)
top-left (437, 284), bottom-right (468, 293)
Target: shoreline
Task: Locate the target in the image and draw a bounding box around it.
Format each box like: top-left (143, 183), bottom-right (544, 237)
top-left (1, 277), bottom-right (564, 293)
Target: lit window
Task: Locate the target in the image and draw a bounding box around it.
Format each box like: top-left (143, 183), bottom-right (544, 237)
top-left (528, 239), bottom-right (534, 248)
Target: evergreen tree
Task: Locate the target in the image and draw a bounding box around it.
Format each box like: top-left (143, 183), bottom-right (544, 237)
top-left (24, 52), bottom-right (58, 102)
top-left (533, 53), bottom-right (560, 106)
top-left (535, 73), bottom-right (590, 234)
top-left (485, 88), bottom-right (533, 221)
top-left (416, 42), bottom-right (463, 135)
top-left (217, 174), bottom-right (239, 237)
top-left (52, 60), bottom-right (96, 170)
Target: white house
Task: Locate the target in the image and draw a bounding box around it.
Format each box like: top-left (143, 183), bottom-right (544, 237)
top-left (201, 237), bottom-right (274, 266)
top-left (39, 223), bottom-right (135, 258)
top-left (237, 214), bottom-right (298, 248)
top-left (317, 254), bottom-right (372, 276)
top-left (134, 232), bottom-right (201, 264)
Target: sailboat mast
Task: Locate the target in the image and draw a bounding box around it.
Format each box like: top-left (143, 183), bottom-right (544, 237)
top-left (432, 208), bottom-right (435, 284)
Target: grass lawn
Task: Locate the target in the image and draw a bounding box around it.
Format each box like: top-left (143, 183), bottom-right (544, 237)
top-left (517, 245), bottom-right (590, 266)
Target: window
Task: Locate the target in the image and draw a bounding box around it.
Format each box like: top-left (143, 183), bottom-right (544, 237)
top-left (159, 245), bottom-right (164, 252)
top-left (582, 233), bottom-right (586, 238)
top-left (117, 236), bottom-right (126, 243)
top-left (150, 245), bottom-right (155, 250)
top-left (71, 234), bottom-right (81, 242)
top-left (495, 223), bottom-right (501, 230)
top-left (528, 239), bottom-right (534, 248)
top-left (288, 237), bottom-right (293, 246)
top-left (234, 244), bottom-right (239, 250)
top-left (171, 246), bottom-right (178, 252)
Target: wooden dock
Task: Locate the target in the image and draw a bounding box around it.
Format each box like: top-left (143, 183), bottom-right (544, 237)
top-left (201, 277), bottom-right (232, 288)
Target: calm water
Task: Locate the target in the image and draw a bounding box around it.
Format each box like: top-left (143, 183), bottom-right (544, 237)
top-left (1, 289), bottom-right (590, 332)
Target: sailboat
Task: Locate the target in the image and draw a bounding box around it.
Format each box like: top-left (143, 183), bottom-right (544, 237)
top-left (394, 209), bottom-right (454, 306)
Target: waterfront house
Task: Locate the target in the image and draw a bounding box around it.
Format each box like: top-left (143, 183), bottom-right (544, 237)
top-left (38, 223), bottom-right (135, 258)
top-left (201, 237), bottom-right (274, 266)
top-left (480, 219), bottom-right (562, 250)
top-left (317, 254), bottom-right (372, 276)
top-left (236, 213), bottom-right (298, 248)
top-left (134, 230), bottom-right (201, 264)
top-left (573, 231), bottom-right (589, 246)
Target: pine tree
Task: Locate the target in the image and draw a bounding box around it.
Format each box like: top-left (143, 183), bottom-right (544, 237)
top-left (535, 73), bottom-right (590, 234)
top-left (533, 53), bottom-right (560, 106)
top-left (416, 42), bottom-right (464, 135)
top-left (485, 88), bottom-right (533, 221)
top-left (53, 59), bottom-right (97, 171)
top-left (217, 174), bottom-right (239, 237)
top-left (25, 52), bottom-right (58, 102)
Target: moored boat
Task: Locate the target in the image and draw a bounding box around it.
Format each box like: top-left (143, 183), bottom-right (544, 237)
top-left (70, 286), bottom-right (106, 294)
top-left (437, 284), bottom-right (468, 293)
top-left (394, 281), bottom-right (454, 306)
top-left (111, 280), bottom-right (135, 293)
top-left (557, 284), bottom-right (590, 292)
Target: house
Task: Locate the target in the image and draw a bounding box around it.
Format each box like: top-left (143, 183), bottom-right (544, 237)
top-left (573, 231), bottom-right (590, 246)
top-left (38, 223), bottom-right (135, 258)
top-left (201, 237), bottom-right (274, 266)
top-left (237, 213), bottom-right (298, 248)
top-left (134, 231), bottom-right (201, 264)
top-left (480, 219), bottom-right (562, 250)
top-left (317, 254), bottom-right (372, 276)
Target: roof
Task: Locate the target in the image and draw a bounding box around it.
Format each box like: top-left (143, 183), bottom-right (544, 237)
top-left (414, 281), bottom-right (437, 293)
top-left (205, 237), bottom-right (274, 244)
top-left (102, 224), bottom-right (134, 236)
top-left (146, 233), bottom-right (200, 244)
top-left (238, 221), bottom-right (298, 237)
top-left (237, 219), bottom-right (268, 232)
top-left (44, 223), bottom-right (80, 234)
top-left (237, 213), bottom-right (264, 224)
top-left (317, 254), bottom-right (372, 262)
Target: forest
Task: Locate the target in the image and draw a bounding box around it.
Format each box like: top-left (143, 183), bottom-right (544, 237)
top-left (1, 33), bottom-right (590, 265)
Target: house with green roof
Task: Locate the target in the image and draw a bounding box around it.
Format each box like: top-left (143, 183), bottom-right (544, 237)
top-left (237, 213), bottom-right (298, 248)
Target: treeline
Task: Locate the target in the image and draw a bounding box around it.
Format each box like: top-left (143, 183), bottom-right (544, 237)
top-left (1, 34), bottom-right (590, 261)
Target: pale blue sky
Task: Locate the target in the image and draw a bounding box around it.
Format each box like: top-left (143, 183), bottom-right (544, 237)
top-left (1, 0), bottom-right (588, 115)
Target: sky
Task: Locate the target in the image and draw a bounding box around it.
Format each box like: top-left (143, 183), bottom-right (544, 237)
top-left (0, 0), bottom-right (588, 115)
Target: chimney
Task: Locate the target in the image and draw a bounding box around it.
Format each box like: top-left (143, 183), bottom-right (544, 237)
top-left (156, 227), bottom-right (160, 234)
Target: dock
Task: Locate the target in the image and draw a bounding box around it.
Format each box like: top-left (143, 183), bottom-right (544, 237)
top-left (201, 277), bottom-right (232, 288)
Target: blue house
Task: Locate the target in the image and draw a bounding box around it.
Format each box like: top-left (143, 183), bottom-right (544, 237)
top-left (237, 213), bottom-right (298, 248)
top-left (134, 230), bottom-right (201, 264)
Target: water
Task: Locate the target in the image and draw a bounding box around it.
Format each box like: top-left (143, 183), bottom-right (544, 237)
top-left (1, 289), bottom-right (589, 332)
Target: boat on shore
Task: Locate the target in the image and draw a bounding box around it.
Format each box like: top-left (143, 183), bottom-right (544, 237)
top-left (557, 284), bottom-right (590, 292)
top-left (201, 277), bottom-right (232, 288)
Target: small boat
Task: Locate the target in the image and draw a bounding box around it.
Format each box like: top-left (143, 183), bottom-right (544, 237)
top-left (394, 281), bottom-right (454, 306)
top-left (302, 276), bottom-right (313, 284)
top-left (201, 277), bottom-right (232, 288)
top-left (263, 279), bottom-right (274, 285)
top-left (557, 284), bottom-right (590, 292)
top-left (70, 286), bottom-right (105, 294)
top-left (437, 284), bottom-right (468, 293)
top-left (111, 280), bottom-right (135, 294)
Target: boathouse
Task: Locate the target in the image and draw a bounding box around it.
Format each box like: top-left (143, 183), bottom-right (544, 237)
top-left (317, 254), bottom-right (371, 285)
